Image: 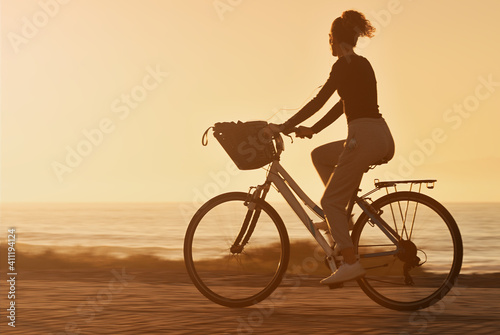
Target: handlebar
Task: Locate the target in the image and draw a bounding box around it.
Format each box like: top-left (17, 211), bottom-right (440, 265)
top-left (264, 124), bottom-right (313, 159)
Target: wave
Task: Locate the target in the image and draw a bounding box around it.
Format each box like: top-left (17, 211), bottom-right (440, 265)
top-left (1, 243), bottom-right (185, 271)
top-left (3, 242), bottom-right (500, 280)
top-left (1, 240), bottom-right (331, 272)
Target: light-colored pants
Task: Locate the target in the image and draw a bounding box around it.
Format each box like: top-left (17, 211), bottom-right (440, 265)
top-left (311, 118), bottom-right (395, 250)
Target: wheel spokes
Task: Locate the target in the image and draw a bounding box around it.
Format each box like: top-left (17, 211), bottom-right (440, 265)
top-left (354, 192), bottom-right (462, 310)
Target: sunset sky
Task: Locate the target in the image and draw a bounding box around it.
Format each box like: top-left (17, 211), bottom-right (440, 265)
top-left (1, 0), bottom-right (499, 204)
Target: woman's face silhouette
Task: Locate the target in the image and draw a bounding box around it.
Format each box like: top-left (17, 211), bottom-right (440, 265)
top-left (329, 33), bottom-right (340, 57)
top-left (329, 32), bottom-right (354, 58)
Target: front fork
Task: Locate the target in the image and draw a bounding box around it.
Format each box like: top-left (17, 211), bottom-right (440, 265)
top-left (229, 183), bottom-right (271, 254)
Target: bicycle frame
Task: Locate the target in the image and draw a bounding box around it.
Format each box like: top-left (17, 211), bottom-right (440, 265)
top-left (256, 159), bottom-right (404, 273)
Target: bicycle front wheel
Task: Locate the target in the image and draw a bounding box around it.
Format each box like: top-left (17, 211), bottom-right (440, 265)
top-left (184, 192), bottom-right (290, 308)
top-left (352, 191), bottom-right (462, 311)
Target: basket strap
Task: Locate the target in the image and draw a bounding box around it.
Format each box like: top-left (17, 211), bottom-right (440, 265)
top-left (201, 126), bottom-right (213, 146)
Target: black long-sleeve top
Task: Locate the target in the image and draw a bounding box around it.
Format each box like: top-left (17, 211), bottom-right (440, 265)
top-left (283, 55), bottom-right (381, 134)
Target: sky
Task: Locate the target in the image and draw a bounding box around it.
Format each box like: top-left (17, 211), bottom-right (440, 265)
top-left (1, 0), bottom-right (500, 204)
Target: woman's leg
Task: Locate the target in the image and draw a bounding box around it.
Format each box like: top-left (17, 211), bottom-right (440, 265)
top-left (320, 118), bottom-right (395, 284)
top-left (321, 154), bottom-right (364, 255)
top-left (311, 141), bottom-right (345, 186)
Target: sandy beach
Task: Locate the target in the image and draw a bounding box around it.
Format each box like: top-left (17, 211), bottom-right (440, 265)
top-left (1, 268), bottom-right (499, 335)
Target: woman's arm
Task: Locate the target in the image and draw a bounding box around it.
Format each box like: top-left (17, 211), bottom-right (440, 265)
top-left (310, 99), bottom-right (344, 134)
top-left (281, 65), bottom-right (340, 134)
top-left (292, 100), bottom-right (343, 139)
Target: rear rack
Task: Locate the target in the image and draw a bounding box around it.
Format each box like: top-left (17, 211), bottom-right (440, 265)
top-left (374, 179), bottom-right (437, 189)
top-left (359, 179), bottom-right (437, 200)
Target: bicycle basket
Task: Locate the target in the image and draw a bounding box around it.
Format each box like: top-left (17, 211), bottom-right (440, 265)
top-left (209, 121), bottom-right (278, 170)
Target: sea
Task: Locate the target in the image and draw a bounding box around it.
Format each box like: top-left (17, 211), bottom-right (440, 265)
top-left (1, 202), bottom-right (499, 274)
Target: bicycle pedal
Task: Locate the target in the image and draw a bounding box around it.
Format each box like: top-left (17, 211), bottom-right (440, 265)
top-left (328, 283), bottom-right (344, 290)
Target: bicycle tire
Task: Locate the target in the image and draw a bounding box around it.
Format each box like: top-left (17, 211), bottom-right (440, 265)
top-left (352, 191), bottom-right (463, 311)
top-left (184, 192), bottom-right (290, 308)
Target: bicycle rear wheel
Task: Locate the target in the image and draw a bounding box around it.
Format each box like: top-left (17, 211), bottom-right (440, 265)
top-left (352, 191), bottom-right (462, 311)
top-left (184, 192), bottom-right (289, 308)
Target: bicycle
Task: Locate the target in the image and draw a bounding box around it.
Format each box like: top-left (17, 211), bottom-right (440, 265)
top-left (184, 121), bottom-right (463, 311)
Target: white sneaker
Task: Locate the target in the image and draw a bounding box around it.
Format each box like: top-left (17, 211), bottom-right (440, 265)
top-left (320, 261), bottom-right (366, 285)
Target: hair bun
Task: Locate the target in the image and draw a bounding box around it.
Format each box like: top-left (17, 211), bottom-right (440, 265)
top-left (341, 10), bottom-right (375, 38)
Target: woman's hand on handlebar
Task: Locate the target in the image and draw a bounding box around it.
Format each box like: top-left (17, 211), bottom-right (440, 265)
top-left (266, 123), bottom-right (314, 139)
top-left (294, 126), bottom-right (314, 139)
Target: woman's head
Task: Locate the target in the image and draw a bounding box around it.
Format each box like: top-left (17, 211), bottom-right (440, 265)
top-left (330, 10), bottom-right (375, 56)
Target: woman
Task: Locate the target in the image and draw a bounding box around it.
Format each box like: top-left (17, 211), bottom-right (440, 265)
top-left (272, 10), bottom-right (395, 285)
